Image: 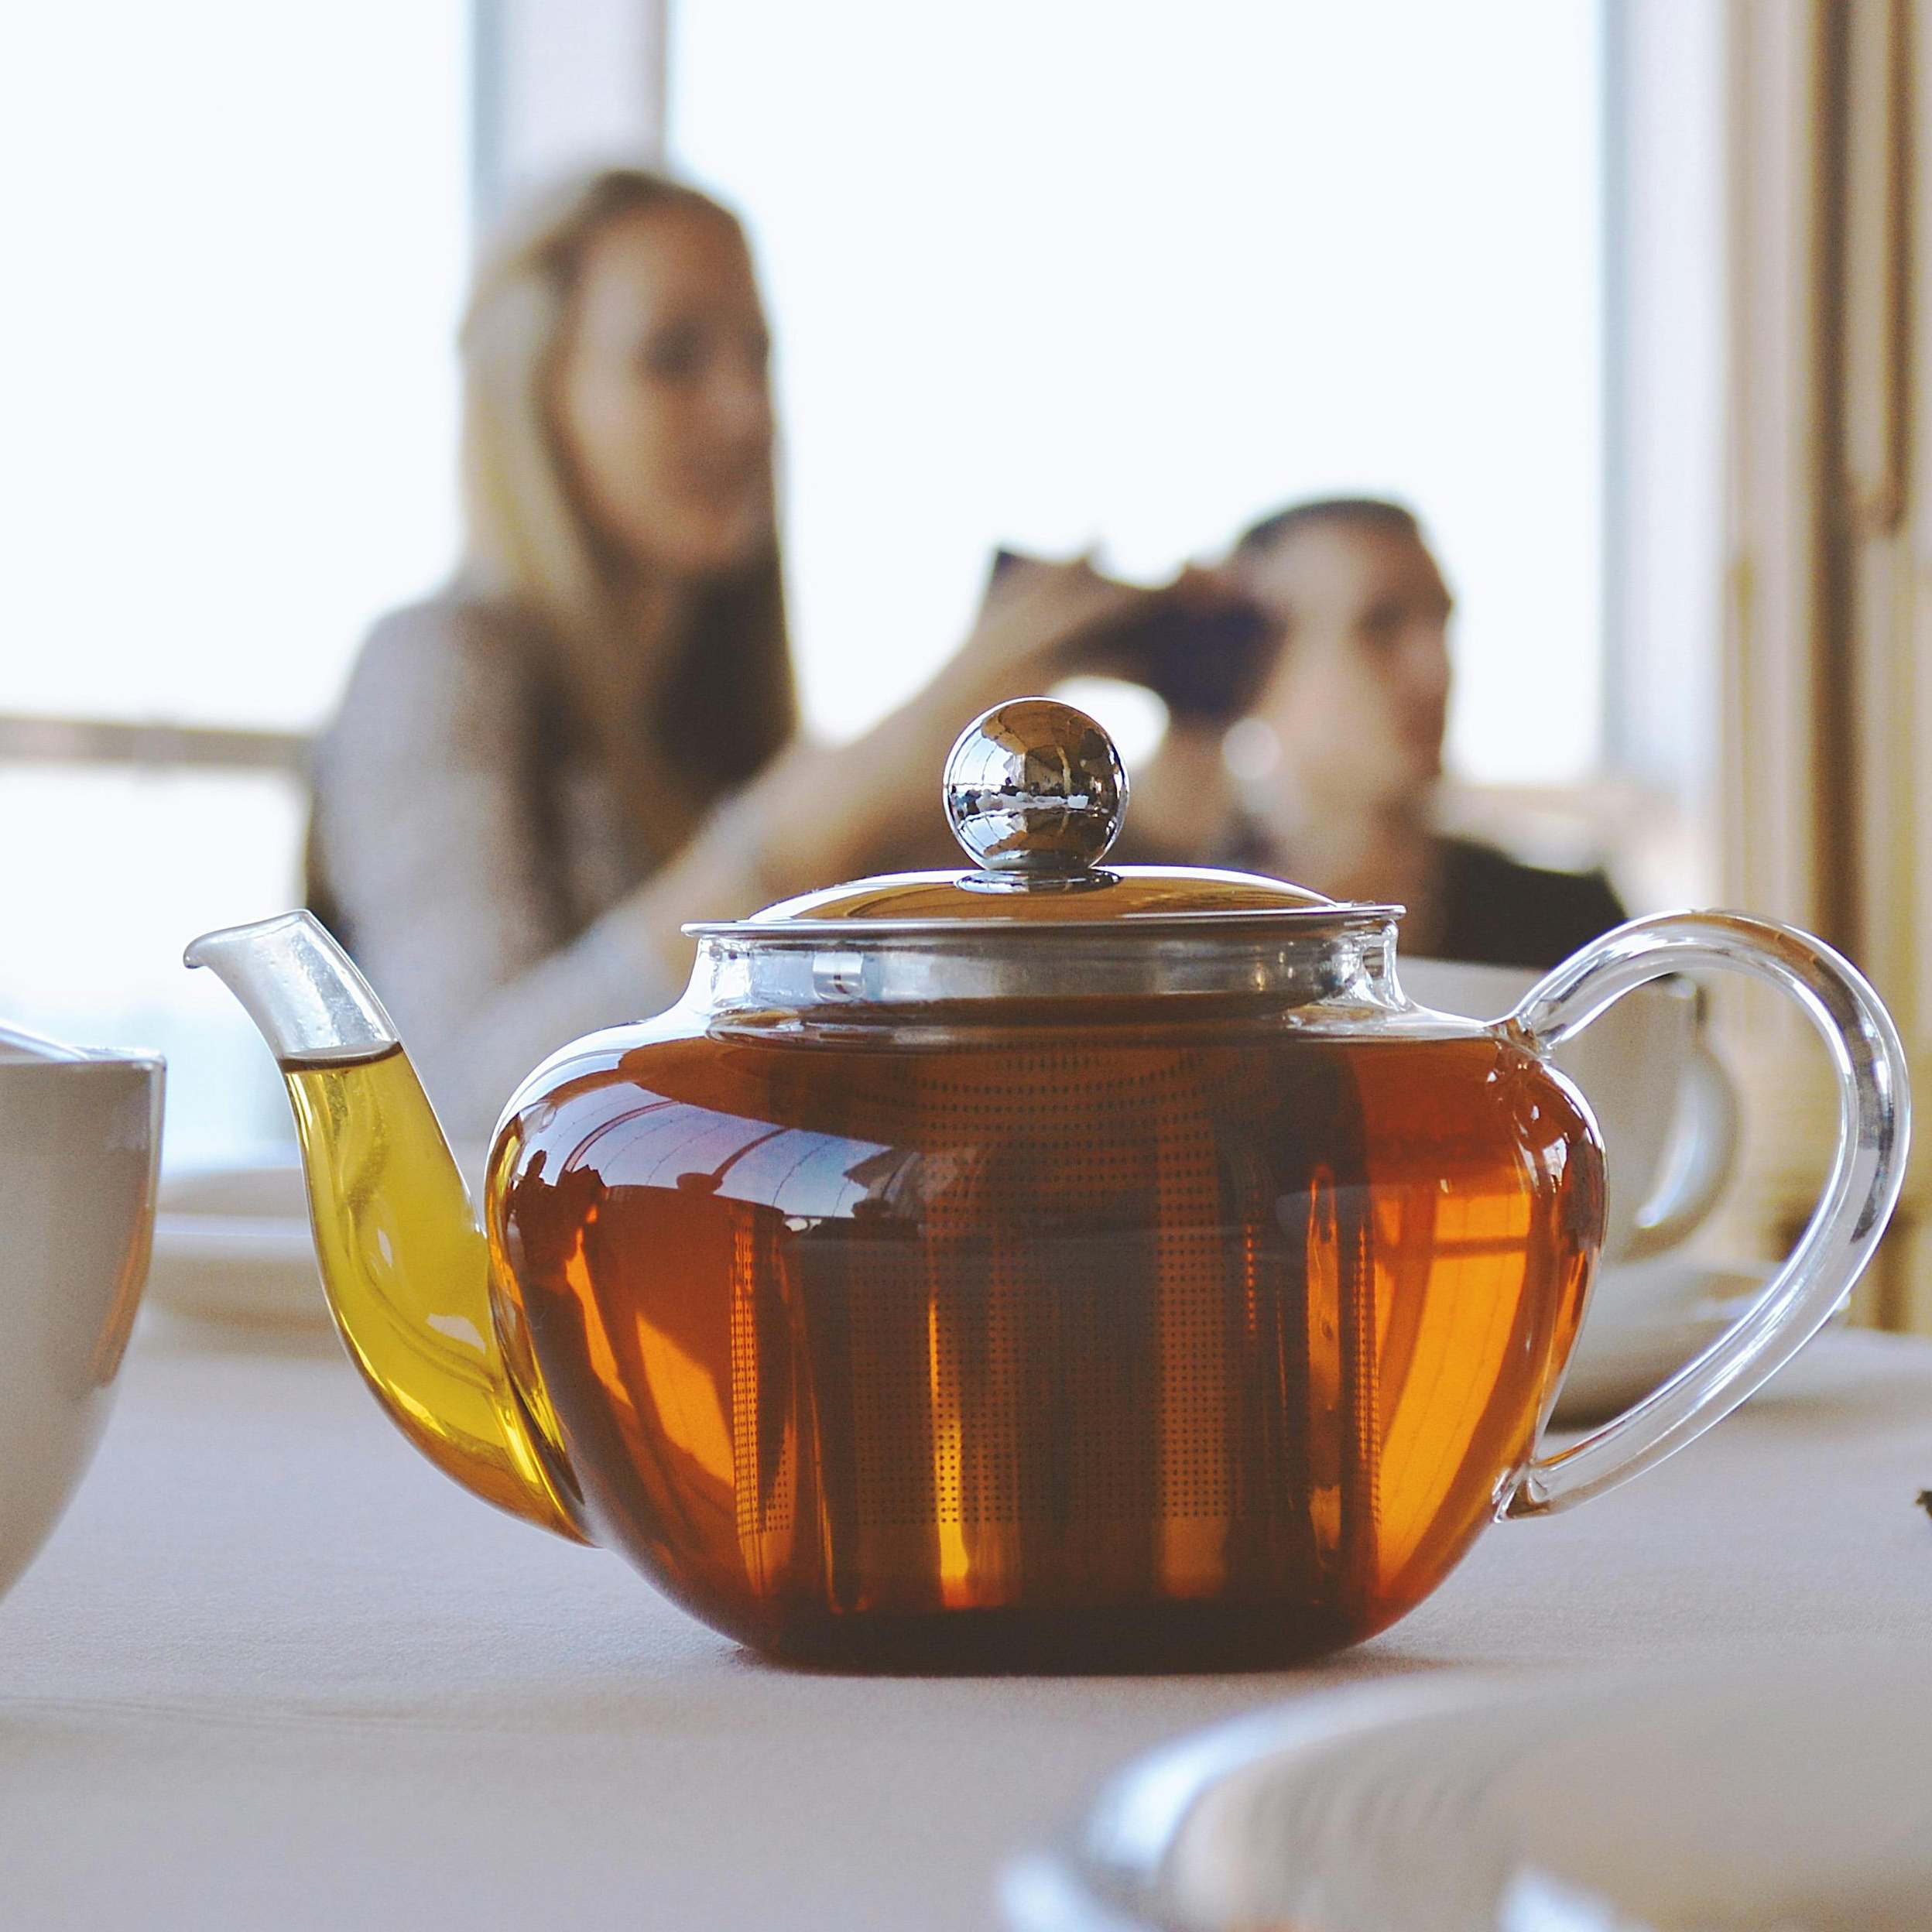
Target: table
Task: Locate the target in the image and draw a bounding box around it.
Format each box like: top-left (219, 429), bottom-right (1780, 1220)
top-left (2, 1317), bottom-right (1929, 1930)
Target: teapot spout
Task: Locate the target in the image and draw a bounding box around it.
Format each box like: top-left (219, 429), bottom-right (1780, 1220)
top-left (185, 913), bottom-right (584, 1541)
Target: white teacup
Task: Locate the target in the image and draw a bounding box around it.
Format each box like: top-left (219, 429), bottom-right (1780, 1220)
top-left (0, 1024), bottom-right (163, 1600)
top-left (1400, 958), bottom-right (1739, 1269)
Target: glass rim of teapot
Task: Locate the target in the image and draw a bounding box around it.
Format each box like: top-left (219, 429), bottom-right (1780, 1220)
top-left (682, 910), bottom-right (1421, 1012)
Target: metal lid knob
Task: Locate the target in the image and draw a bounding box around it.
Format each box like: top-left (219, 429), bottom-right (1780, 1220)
top-left (943, 697), bottom-right (1127, 892)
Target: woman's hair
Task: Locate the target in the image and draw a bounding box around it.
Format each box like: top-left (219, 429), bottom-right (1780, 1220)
top-left (458, 166), bottom-right (796, 834)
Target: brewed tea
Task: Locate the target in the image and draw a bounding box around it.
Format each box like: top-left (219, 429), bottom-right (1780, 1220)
top-left (485, 1011), bottom-right (1598, 1667)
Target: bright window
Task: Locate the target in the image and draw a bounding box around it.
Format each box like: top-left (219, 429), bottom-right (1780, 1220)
top-left (2, 4), bottom-right (470, 727)
top-left (0, 3), bottom-right (471, 1158)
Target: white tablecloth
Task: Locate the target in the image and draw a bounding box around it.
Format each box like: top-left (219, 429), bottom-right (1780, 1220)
top-left (2, 1317), bottom-right (1930, 1930)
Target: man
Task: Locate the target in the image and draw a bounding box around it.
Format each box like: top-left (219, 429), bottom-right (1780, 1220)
top-left (1206, 497), bottom-right (1626, 968)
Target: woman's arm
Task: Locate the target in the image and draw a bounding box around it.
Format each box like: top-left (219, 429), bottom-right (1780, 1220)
top-left (716, 557), bottom-right (1172, 891)
top-left (315, 564), bottom-right (1180, 1138)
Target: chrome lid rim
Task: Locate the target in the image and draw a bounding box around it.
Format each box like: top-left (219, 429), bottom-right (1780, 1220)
top-left (683, 904), bottom-right (1406, 943)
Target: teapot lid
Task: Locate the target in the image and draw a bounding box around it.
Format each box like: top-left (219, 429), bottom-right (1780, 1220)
top-left (692, 697), bottom-right (1399, 937)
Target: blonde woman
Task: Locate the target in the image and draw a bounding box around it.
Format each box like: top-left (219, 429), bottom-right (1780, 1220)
top-left (309, 167), bottom-right (1172, 1137)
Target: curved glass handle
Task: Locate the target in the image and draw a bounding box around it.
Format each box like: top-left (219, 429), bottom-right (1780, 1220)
top-left (1501, 911), bottom-right (1910, 1519)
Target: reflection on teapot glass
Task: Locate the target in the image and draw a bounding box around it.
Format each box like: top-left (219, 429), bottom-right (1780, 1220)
top-left (192, 699), bottom-right (1906, 1671)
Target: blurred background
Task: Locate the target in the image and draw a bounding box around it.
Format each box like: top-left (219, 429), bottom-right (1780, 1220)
top-left (3, 1), bottom-right (1926, 1325)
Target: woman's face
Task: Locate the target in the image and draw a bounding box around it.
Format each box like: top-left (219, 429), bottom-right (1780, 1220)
top-left (1238, 521), bottom-right (1453, 813)
top-left (553, 203), bottom-right (776, 581)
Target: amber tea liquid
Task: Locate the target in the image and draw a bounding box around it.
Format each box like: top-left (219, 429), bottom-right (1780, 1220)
top-left (491, 1012), bottom-right (1600, 1669)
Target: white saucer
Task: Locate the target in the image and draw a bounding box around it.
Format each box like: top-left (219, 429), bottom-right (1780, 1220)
top-left (1553, 1256), bottom-right (1783, 1427)
top-left (148, 1153), bottom-right (331, 1331)
top-left (1005, 1657), bottom-right (1932, 1930)
top-left (149, 1146), bottom-right (499, 1334)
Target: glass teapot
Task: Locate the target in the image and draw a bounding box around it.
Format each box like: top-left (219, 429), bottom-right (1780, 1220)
top-left (187, 699), bottom-right (1907, 1669)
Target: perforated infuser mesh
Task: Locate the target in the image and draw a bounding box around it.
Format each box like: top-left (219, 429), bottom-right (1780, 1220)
top-left (752, 1046), bottom-right (1317, 1534)
top-left (731, 1213), bottom-right (793, 1544)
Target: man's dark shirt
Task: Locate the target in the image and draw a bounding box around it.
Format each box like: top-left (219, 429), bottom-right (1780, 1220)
top-left (1433, 835), bottom-right (1629, 971)
top-left (1196, 824), bottom-right (1630, 972)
